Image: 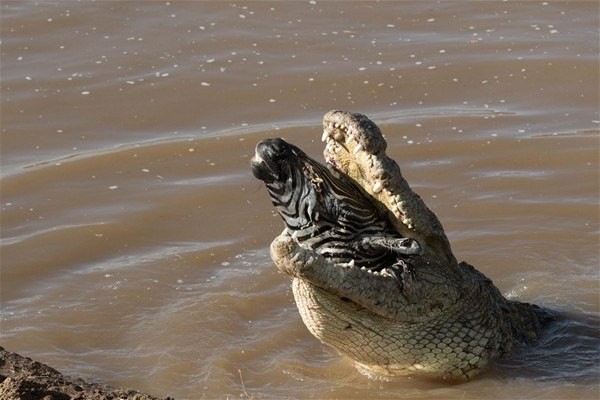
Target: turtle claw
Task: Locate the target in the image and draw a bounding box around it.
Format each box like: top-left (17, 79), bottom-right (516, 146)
top-left (386, 259), bottom-right (415, 296)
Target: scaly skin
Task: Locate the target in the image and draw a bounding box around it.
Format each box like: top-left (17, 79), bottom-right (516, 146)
top-left (268, 111), bottom-right (547, 380)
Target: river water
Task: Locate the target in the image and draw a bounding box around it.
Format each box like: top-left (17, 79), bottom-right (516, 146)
top-left (1, 1), bottom-right (598, 399)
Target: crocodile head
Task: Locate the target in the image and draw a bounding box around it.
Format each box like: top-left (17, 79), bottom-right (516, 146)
top-left (253, 111), bottom-right (544, 380)
top-left (320, 110), bottom-right (453, 262)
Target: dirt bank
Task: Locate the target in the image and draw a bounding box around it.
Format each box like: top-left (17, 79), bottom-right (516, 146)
top-left (0, 347), bottom-right (171, 400)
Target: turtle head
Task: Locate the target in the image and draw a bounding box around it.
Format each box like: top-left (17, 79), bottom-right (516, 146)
top-left (251, 138), bottom-right (305, 185)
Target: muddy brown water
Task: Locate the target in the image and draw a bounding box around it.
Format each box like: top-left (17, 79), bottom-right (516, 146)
top-left (1, 1), bottom-right (598, 399)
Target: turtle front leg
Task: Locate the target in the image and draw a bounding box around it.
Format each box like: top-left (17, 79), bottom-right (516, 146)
top-left (357, 235), bottom-right (422, 256)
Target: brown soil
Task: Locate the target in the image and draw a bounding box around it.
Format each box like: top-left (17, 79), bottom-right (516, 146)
top-left (0, 347), bottom-right (172, 400)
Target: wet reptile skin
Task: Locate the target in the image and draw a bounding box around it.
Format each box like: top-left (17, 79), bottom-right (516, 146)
top-left (262, 111), bottom-right (549, 380)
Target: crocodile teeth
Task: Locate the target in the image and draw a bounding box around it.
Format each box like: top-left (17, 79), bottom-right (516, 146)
top-left (372, 180), bottom-right (384, 193)
top-left (321, 130), bottom-right (330, 142)
top-left (360, 266), bottom-right (367, 271)
top-left (353, 144), bottom-right (363, 155)
top-left (347, 259), bottom-right (355, 268)
top-left (346, 133), bottom-right (355, 143)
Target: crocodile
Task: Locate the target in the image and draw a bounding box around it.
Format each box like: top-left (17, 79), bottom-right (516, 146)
top-left (252, 110), bottom-right (549, 380)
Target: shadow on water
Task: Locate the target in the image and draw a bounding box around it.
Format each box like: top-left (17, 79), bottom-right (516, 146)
top-left (491, 310), bottom-right (600, 384)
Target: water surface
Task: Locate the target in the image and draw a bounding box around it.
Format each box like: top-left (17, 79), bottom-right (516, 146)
top-left (1, 1), bottom-right (598, 399)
